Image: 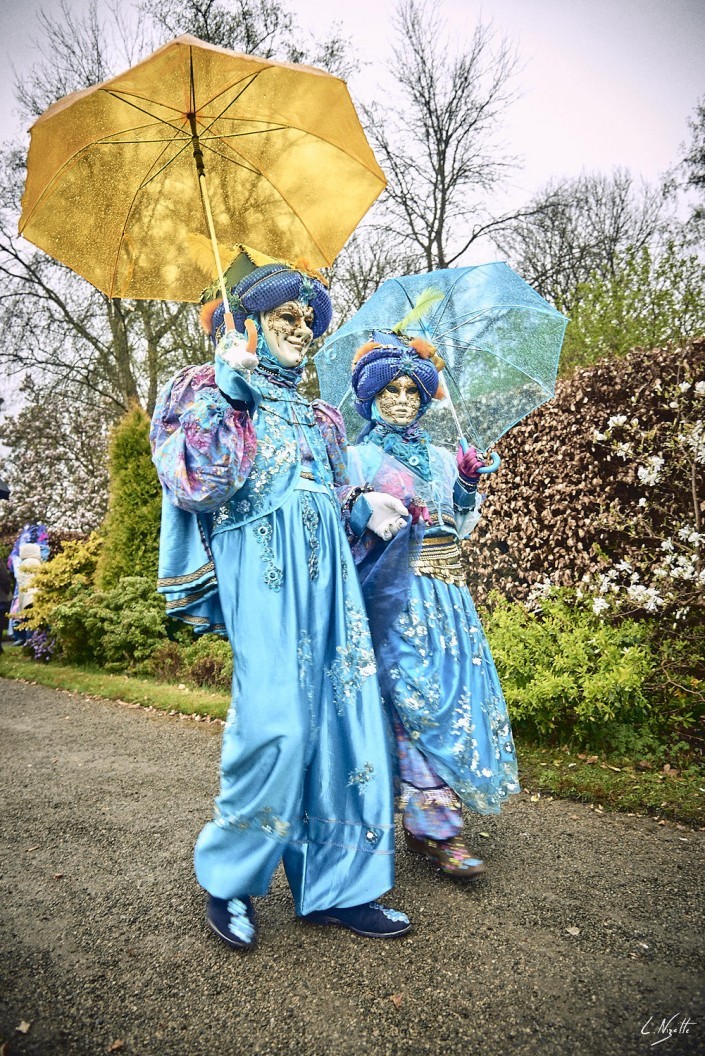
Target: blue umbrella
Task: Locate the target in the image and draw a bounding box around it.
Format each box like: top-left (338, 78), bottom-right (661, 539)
top-left (316, 262), bottom-right (568, 452)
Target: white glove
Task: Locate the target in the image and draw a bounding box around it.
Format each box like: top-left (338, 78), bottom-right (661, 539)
top-left (215, 319), bottom-right (259, 373)
top-left (365, 492), bottom-right (409, 540)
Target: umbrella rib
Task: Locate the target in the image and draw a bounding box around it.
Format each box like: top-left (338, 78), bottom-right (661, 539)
top-left (437, 335), bottom-right (554, 395)
top-left (193, 71), bottom-right (384, 182)
top-left (102, 88), bottom-right (186, 117)
top-left (134, 130), bottom-right (196, 191)
top-left (439, 302), bottom-right (564, 338)
top-left (198, 125), bottom-right (289, 142)
top-left (139, 138), bottom-right (261, 191)
top-left (105, 130), bottom-right (191, 297)
top-left (193, 70), bottom-right (264, 137)
top-left (199, 136), bottom-right (331, 261)
top-left (103, 89), bottom-right (191, 140)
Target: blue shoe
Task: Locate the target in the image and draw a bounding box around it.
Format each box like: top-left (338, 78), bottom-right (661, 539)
top-left (206, 894), bottom-right (257, 950)
top-left (301, 901), bottom-right (412, 938)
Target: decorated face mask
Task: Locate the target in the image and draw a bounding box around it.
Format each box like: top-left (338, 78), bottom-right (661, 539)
top-left (261, 301), bottom-right (315, 367)
top-left (374, 376), bottom-right (422, 426)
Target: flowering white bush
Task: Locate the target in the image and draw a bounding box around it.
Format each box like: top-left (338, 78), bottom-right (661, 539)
top-left (581, 373), bottom-right (703, 624)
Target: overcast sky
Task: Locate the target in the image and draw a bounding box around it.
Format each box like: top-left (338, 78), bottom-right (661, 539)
top-left (0, 0), bottom-right (702, 421)
top-left (1, 0), bottom-right (703, 204)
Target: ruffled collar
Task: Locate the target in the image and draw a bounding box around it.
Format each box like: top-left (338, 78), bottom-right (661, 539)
top-left (252, 325), bottom-right (306, 391)
top-left (362, 413), bottom-right (432, 480)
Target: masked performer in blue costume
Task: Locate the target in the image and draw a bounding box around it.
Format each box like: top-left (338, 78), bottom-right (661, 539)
top-left (150, 254), bottom-right (411, 948)
top-left (346, 331), bottom-right (520, 879)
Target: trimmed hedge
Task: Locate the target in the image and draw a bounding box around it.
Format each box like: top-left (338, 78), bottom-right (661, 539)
top-left (466, 340), bottom-right (705, 603)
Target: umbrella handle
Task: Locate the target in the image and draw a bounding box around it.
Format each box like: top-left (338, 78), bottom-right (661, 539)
top-left (190, 116), bottom-right (235, 332)
top-left (477, 451), bottom-right (501, 475)
top-left (199, 173), bottom-right (234, 331)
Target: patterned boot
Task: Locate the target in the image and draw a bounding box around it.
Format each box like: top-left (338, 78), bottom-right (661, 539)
top-left (404, 828), bottom-right (485, 879)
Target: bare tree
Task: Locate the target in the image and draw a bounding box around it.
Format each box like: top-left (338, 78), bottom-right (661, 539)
top-left (362, 0), bottom-right (534, 270)
top-left (14, 0), bottom-right (154, 120)
top-left (682, 96), bottom-right (705, 243)
top-left (327, 228), bottom-right (424, 326)
top-left (1, 0), bottom-right (356, 422)
top-left (0, 145), bottom-right (204, 417)
top-left (140, 0), bottom-right (356, 77)
top-left (493, 169), bottom-right (676, 311)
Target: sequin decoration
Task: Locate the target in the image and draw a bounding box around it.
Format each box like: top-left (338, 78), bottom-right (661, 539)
top-left (326, 596), bottom-right (377, 715)
top-left (214, 803), bottom-right (290, 841)
top-left (347, 762), bottom-right (375, 792)
top-left (369, 902), bottom-right (409, 924)
top-left (300, 491), bottom-right (320, 580)
top-left (297, 629), bottom-right (315, 729)
top-left (252, 517), bottom-right (283, 591)
top-left (227, 898), bottom-right (255, 943)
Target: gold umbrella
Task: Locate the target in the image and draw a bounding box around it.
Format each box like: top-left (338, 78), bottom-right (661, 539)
top-left (19, 34), bottom-right (385, 325)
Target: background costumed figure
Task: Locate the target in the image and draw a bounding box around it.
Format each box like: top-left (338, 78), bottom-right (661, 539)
top-left (346, 331), bottom-right (520, 878)
top-left (7, 524), bottom-right (50, 643)
top-left (150, 255), bottom-right (410, 948)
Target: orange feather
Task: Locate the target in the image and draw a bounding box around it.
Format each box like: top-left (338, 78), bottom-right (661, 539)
top-left (352, 341), bottom-right (382, 366)
top-left (199, 297), bottom-right (222, 336)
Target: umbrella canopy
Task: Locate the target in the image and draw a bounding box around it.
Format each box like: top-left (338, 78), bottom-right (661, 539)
top-left (19, 35), bottom-right (386, 303)
top-left (315, 263), bottom-right (568, 451)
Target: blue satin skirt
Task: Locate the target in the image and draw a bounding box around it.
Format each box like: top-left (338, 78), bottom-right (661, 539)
top-left (194, 480), bottom-right (395, 915)
top-left (387, 574), bottom-right (520, 815)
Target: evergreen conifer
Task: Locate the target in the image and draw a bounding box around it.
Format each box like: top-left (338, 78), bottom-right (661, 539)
top-left (96, 405), bottom-right (161, 588)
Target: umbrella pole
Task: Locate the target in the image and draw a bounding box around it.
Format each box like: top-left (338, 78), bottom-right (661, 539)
top-left (189, 116), bottom-right (234, 332)
top-left (439, 370), bottom-right (465, 443)
top-left (440, 370), bottom-right (499, 471)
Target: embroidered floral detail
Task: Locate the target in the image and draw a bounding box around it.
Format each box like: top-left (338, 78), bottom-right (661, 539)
top-left (325, 596), bottom-right (377, 715)
top-left (369, 902), bottom-right (409, 924)
top-left (214, 804), bottom-right (290, 840)
top-left (224, 700), bottom-right (238, 734)
top-left (300, 491), bottom-right (320, 580)
top-left (252, 517), bottom-right (283, 591)
top-left (347, 762), bottom-right (375, 790)
top-left (391, 671), bottom-right (442, 733)
top-left (297, 629), bottom-right (315, 726)
top-left (226, 898), bottom-right (255, 943)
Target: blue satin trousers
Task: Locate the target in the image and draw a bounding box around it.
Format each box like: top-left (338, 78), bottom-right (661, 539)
top-left (193, 480), bottom-right (395, 915)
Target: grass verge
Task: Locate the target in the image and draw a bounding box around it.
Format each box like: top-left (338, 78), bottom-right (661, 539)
top-left (0, 648), bottom-right (229, 720)
top-left (518, 744), bottom-right (704, 828)
top-left (2, 649), bottom-right (703, 826)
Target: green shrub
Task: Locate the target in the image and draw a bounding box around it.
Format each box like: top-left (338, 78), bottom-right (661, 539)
top-left (181, 635), bottom-right (233, 690)
top-left (24, 534), bottom-right (102, 633)
top-left (47, 576), bottom-right (174, 670)
top-left (560, 243), bottom-right (705, 374)
top-left (146, 634), bottom-right (232, 690)
top-left (96, 405), bottom-right (162, 589)
top-left (483, 591), bottom-right (655, 749)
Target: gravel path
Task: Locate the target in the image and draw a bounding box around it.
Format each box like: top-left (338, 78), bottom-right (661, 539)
top-left (1, 678), bottom-right (703, 1056)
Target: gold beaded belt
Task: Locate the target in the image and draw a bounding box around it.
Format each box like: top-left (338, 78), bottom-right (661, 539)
top-left (429, 511), bottom-right (457, 531)
top-left (412, 532), bottom-right (466, 587)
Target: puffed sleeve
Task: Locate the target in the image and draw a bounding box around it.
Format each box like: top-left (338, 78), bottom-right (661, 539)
top-left (150, 362), bottom-right (258, 513)
top-left (312, 399), bottom-right (377, 535)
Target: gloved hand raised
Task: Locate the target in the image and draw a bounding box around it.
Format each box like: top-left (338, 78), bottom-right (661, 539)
top-left (365, 492), bottom-right (409, 541)
top-left (215, 319), bottom-right (259, 373)
top-left (456, 439), bottom-right (485, 483)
